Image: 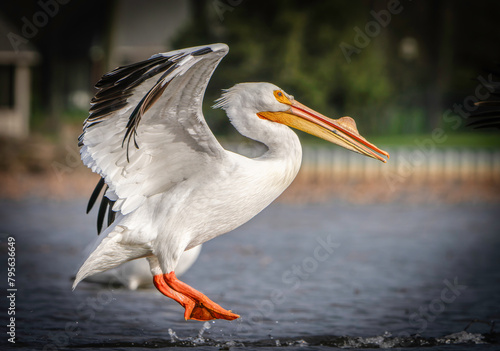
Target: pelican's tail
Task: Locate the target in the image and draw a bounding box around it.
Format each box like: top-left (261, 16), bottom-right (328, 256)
top-left (72, 226), bottom-right (150, 290)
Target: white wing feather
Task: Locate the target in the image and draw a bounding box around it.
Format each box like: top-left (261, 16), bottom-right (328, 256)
top-left (79, 44), bottom-right (229, 216)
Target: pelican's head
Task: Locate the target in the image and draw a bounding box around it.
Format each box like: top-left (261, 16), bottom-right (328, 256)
top-left (215, 82), bottom-right (389, 162)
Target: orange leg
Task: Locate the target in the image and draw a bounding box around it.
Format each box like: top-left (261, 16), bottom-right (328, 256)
top-left (153, 272), bottom-right (239, 321)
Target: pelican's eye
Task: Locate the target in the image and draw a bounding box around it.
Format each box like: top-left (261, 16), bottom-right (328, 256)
top-left (274, 90), bottom-right (291, 105)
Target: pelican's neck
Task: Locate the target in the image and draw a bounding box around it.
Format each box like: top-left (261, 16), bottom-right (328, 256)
top-left (221, 108), bottom-right (303, 216)
top-left (259, 123), bottom-right (302, 162)
top-left (227, 107), bottom-right (302, 162)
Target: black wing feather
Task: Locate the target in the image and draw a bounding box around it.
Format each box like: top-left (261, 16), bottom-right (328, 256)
top-left (87, 177), bottom-right (116, 235)
top-left (97, 189), bottom-right (110, 235)
top-left (107, 204), bottom-right (116, 228)
top-left (86, 177), bottom-right (105, 214)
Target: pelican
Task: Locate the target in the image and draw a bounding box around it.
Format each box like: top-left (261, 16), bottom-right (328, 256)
top-left (73, 43), bottom-right (389, 321)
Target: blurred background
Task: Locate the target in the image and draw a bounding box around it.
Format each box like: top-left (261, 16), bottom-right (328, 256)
top-left (1, 1), bottom-right (500, 349)
top-left (0, 0), bottom-right (499, 202)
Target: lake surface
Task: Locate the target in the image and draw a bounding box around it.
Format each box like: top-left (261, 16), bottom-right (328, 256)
top-left (0, 198), bottom-right (499, 350)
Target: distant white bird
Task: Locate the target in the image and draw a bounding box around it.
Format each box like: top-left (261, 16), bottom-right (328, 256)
top-left (82, 245), bottom-right (202, 290)
top-left (73, 43), bottom-right (389, 321)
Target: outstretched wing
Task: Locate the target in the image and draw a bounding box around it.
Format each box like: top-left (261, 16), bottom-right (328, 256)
top-left (80, 44), bottom-right (230, 228)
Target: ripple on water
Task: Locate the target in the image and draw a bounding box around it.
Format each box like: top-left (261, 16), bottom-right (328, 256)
top-left (2, 200), bottom-right (500, 350)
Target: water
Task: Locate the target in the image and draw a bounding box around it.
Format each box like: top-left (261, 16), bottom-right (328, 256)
top-left (0, 198), bottom-right (499, 350)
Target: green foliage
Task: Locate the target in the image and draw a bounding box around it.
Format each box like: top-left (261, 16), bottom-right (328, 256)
top-left (367, 132), bottom-right (500, 149)
top-left (171, 0), bottom-right (500, 142)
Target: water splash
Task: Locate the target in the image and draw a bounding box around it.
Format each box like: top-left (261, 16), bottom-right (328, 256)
top-left (166, 322), bottom-right (246, 348)
top-left (437, 331), bottom-right (486, 345)
top-left (193, 321), bottom-right (211, 344)
top-left (70, 328), bottom-right (498, 348)
top-left (287, 339), bottom-right (309, 347)
top-left (162, 322), bottom-right (495, 349)
top-left (167, 328), bottom-right (179, 343)
top-left (167, 322), bottom-right (211, 345)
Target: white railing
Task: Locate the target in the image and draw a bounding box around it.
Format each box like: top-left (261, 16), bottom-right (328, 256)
top-left (223, 141), bottom-right (500, 182)
top-left (300, 146), bottom-right (500, 182)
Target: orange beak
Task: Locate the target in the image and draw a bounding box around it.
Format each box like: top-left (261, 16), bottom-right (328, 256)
top-left (258, 100), bottom-right (390, 163)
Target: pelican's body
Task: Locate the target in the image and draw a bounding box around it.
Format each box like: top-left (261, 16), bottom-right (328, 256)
top-left (73, 44), bottom-right (388, 321)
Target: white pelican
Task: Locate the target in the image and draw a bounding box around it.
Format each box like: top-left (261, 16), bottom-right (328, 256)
top-left (73, 43), bottom-right (389, 321)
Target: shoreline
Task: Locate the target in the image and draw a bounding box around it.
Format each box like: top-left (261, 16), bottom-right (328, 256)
top-left (1, 170), bottom-right (498, 205)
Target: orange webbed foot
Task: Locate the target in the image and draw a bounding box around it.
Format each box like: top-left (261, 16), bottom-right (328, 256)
top-left (153, 272), bottom-right (239, 321)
